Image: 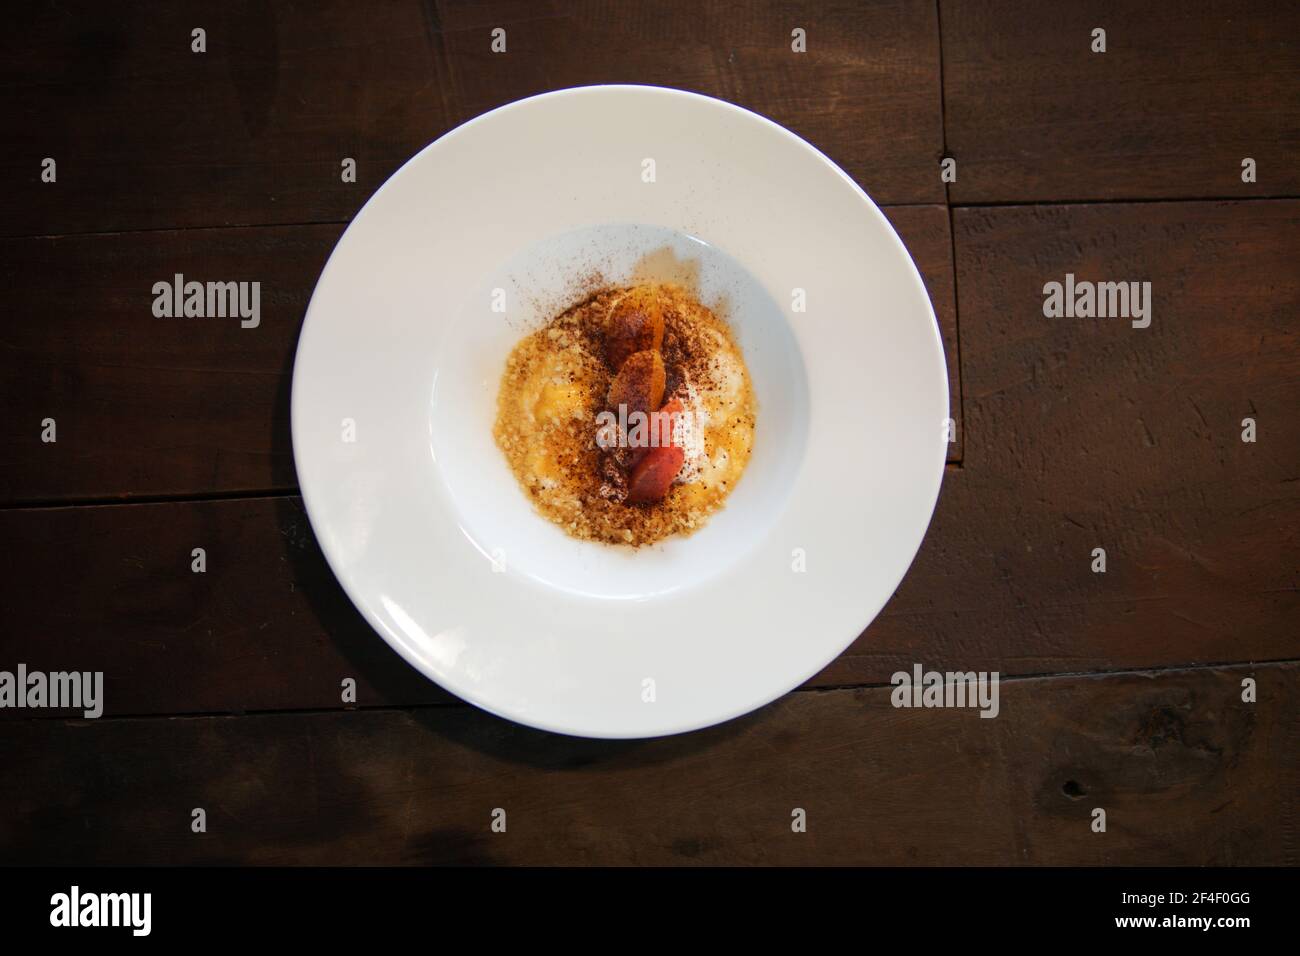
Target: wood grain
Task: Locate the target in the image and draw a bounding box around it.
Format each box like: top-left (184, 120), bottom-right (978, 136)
top-left (940, 0), bottom-right (1300, 202)
top-left (824, 200), bottom-right (1300, 687)
top-left (0, 496), bottom-right (451, 718)
top-left (1, 0), bottom-right (943, 239)
top-left (0, 663), bottom-right (1291, 864)
top-left (0, 207), bottom-right (959, 502)
top-left (0, 1), bottom-right (450, 237)
top-left (0, 225), bottom-right (340, 502)
top-left (431, 0), bottom-right (945, 205)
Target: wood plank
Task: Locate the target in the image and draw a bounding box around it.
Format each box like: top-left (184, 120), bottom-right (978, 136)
top-left (0, 205), bottom-right (959, 502)
top-left (2, 468), bottom-right (1291, 722)
top-left (883, 205), bottom-right (962, 460)
top-left (817, 200), bottom-right (1300, 687)
top-left (0, 496), bottom-right (452, 718)
top-left (0, 1), bottom-right (450, 236)
top-left (0, 225), bottom-right (340, 502)
top-left (431, 0), bottom-right (946, 205)
top-left (941, 0), bottom-right (1300, 202)
top-left (2, 0), bottom-right (943, 238)
top-left (0, 664), bottom-right (1292, 864)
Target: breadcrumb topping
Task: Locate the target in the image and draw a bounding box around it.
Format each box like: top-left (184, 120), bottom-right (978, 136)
top-left (493, 283), bottom-right (756, 547)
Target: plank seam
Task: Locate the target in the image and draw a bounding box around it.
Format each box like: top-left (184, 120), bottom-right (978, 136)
top-left (2, 658), bottom-right (1294, 725)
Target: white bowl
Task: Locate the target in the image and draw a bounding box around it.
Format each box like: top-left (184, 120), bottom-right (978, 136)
top-left (291, 85), bottom-right (948, 738)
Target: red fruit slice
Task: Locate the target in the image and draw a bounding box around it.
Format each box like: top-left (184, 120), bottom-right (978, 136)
top-left (627, 445), bottom-right (686, 503)
top-left (626, 398), bottom-right (686, 503)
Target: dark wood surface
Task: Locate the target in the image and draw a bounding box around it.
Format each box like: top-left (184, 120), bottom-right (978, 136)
top-left (3, 663), bottom-right (1293, 865)
top-left (1, 0), bottom-right (1296, 865)
top-left (2, 0), bottom-right (942, 237)
top-left (1, 1), bottom-right (449, 236)
top-left (942, 0), bottom-right (1300, 202)
top-left (0, 225), bottom-right (335, 501)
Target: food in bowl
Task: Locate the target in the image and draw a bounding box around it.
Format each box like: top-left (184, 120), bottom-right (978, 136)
top-left (494, 282), bottom-right (756, 546)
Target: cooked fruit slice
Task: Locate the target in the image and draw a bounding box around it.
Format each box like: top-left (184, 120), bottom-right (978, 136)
top-left (627, 397), bottom-right (686, 502)
top-left (628, 393), bottom-right (678, 466)
top-left (627, 443), bottom-right (685, 503)
top-left (606, 349), bottom-right (665, 420)
top-left (605, 286), bottom-right (665, 370)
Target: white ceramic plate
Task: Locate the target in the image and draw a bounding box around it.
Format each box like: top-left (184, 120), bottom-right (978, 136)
top-left (292, 85), bottom-right (948, 738)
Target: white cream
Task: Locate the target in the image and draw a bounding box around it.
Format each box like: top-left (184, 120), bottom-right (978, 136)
top-left (674, 376), bottom-right (711, 485)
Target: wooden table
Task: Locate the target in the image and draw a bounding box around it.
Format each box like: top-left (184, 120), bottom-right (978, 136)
top-left (2, 0), bottom-right (1296, 865)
